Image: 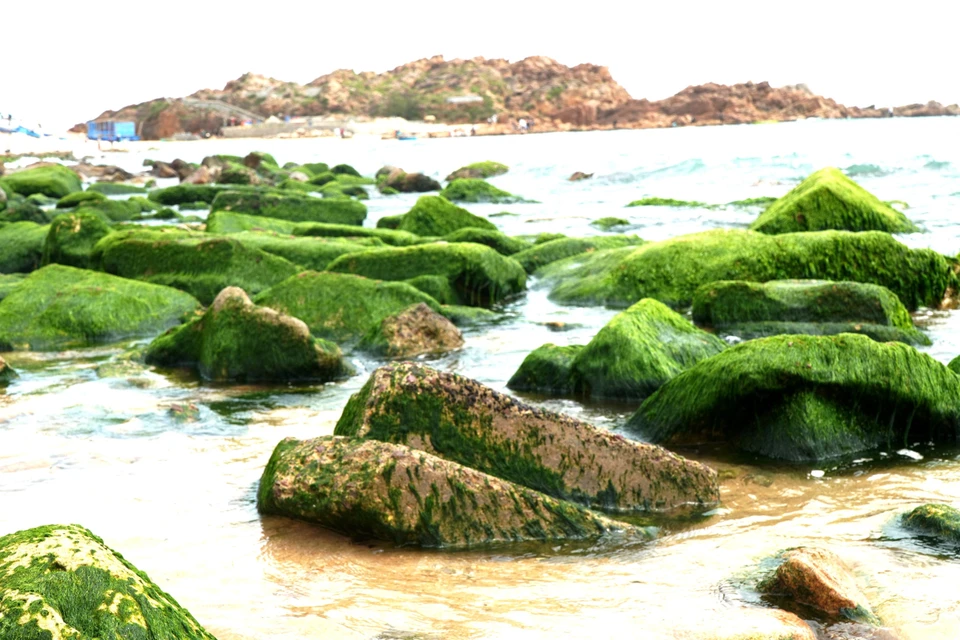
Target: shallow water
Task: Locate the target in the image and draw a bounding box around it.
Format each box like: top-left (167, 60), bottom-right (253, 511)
top-left (5, 117), bottom-right (960, 638)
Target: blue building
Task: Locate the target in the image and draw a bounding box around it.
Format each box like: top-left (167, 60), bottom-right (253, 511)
top-left (87, 120), bottom-right (140, 142)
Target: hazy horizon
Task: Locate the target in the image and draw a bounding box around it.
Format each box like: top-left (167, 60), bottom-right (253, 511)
top-left (6, 0), bottom-right (957, 131)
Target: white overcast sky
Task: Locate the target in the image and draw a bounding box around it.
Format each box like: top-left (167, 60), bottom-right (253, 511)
top-left (4, 0), bottom-right (957, 131)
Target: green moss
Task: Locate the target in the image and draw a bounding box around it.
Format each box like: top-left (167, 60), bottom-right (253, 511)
top-left (56, 191), bottom-right (106, 209)
top-left (255, 271), bottom-right (441, 343)
top-left (439, 304), bottom-right (499, 325)
top-left (0, 165), bottom-right (82, 198)
top-left (513, 235), bottom-right (643, 274)
top-left (445, 161), bottom-right (509, 181)
top-left (0, 222), bottom-right (49, 273)
top-left (627, 334), bottom-right (960, 461)
top-left (327, 243), bottom-right (526, 308)
top-left (178, 201), bottom-right (209, 211)
top-left (78, 199), bottom-right (144, 222)
top-left (750, 167), bottom-right (918, 234)
top-left (728, 196), bottom-right (777, 207)
top-left (330, 163), bottom-right (361, 177)
top-left (147, 183), bottom-right (244, 205)
top-left (0, 264), bottom-right (200, 350)
top-left (0, 523), bottom-right (217, 639)
top-left (440, 179), bottom-right (525, 204)
top-left (230, 231), bottom-right (382, 271)
top-left (627, 197), bottom-right (707, 208)
top-left (394, 195), bottom-right (496, 237)
top-left (87, 182), bottom-right (147, 195)
top-left (591, 217), bottom-right (630, 231)
top-left (405, 274), bottom-right (458, 304)
top-left (902, 504), bottom-right (960, 543)
top-left (692, 280), bottom-right (929, 345)
top-left (0, 196), bottom-right (50, 225)
top-left (376, 214), bottom-right (405, 230)
top-left (541, 229), bottom-right (950, 311)
top-left (507, 344), bottom-right (584, 395)
top-left (211, 190), bottom-right (367, 225)
top-left (293, 221), bottom-right (423, 246)
top-left (41, 212), bottom-right (114, 269)
top-left (443, 228), bottom-right (531, 255)
top-left (92, 228), bottom-right (301, 305)
top-left (0, 273), bottom-right (26, 302)
top-left (308, 171), bottom-right (337, 187)
top-left (206, 209), bottom-right (298, 234)
top-left (299, 162), bottom-right (329, 176)
top-left (277, 179), bottom-right (318, 194)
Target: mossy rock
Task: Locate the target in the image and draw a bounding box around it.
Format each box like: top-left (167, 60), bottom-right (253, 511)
top-left (56, 190), bottom-right (106, 209)
top-left (0, 165), bottom-right (82, 199)
top-left (750, 167), bottom-right (918, 234)
top-left (206, 209), bottom-right (298, 235)
top-left (626, 333), bottom-right (960, 461)
top-left (506, 343), bottom-right (584, 395)
top-left (92, 228), bottom-right (301, 305)
top-left (211, 190), bottom-right (367, 225)
top-left (404, 274), bottom-right (458, 304)
top-left (443, 228), bottom-right (531, 256)
top-left (88, 182), bottom-right (147, 195)
top-left (0, 523), bottom-right (217, 639)
top-left (514, 235), bottom-right (643, 274)
top-left (376, 214), bottom-right (405, 230)
top-left (308, 171), bottom-right (337, 187)
top-left (255, 271), bottom-right (442, 344)
top-left (27, 193), bottom-right (58, 207)
top-left (360, 302), bottom-right (464, 358)
top-left (0, 264), bottom-right (200, 350)
top-left (949, 355), bottom-right (960, 374)
top-left (440, 179), bottom-right (525, 204)
top-left (0, 221), bottom-right (49, 273)
top-left (0, 195), bottom-right (51, 225)
top-left (591, 217), bottom-right (630, 231)
top-left (257, 436), bottom-right (623, 548)
top-left (146, 287), bottom-right (348, 382)
top-left (230, 231), bottom-right (381, 271)
top-left (300, 162), bottom-right (329, 176)
top-left (445, 161), bottom-right (509, 182)
top-left (330, 163), bottom-right (361, 177)
top-left (42, 212), bottom-right (114, 269)
top-left (78, 199), bottom-right (144, 222)
top-left (147, 183), bottom-right (244, 206)
top-left (327, 242), bottom-right (526, 308)
top-left (541, 229), bottom-right (950, 311)
top-left (395, 195), bottom-right (497, 237)
top-left (335, 362), bottom-right (720, 512)
top-left (902, 504), bottom-right (960, 544)
top-left (293, 221), bottom-right (423, 246)
top-left (627, 197), bottom-right (707, 208)
top-left (0, 273), bottom-right (26, 302)
top-left (277, 178), bottom-right (317, 194)
top-left (317, 182), bottom-right (369, 200)
top-left (692, 280), bottom-right (929, 345)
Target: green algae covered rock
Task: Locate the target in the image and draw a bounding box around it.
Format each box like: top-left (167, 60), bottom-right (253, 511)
top-left (0, 195), bottom-right (50, 225)
top-left (0, 274), bottom-right (26, 302)
top-left (330, 163), bottom-right (360, 177)
top-left (0, 523), bottom-right (217, 640)
top-left (692, 280), bottom-right (929, 345)
top-left (0, 164), bottom-right (82, 199)
top-left (443, 228), bottom-right (531, 255)
top-left (335, 362), bottom-right (720, 512)
top-left (395, 195), bottom-right (496, 237)
top-left (902, 504), bottom-right (960, 543)
top-left (440, 179), bottom-right (524, 204)
top-left (211, 190), bottom-right (366, 225)
top-left (591, 217), bottom-right (630, 231)
top-left (92, 228), bottom-right (300, 305)
top-left (147, 183), bottom-right (235, 206)
top-left (257, 436), bottom-right (622, 548)
top-left (74, 199), bottom-right (144, 223)
top-left (146, 286), bottom-right (347, 382)
top-left (293, 221), bottom-right (423, 246)
top-left (41, 211), bottom-right (114, 269)
top-left (506, 343), bottom-right (584, 395)
top-left (542, 229), bottom-right (950, 311)
top-left (255, 271), bottom-right (441, 343)
top-left (230, 231), bottom-right (381, 271)
top-left (327, 243), bottom-right (526, 307)
top-left (627, 333), bottom-right (960, 461)
top-left (375, 214), bottom-right (404, 230)
top-left (0, 221), bottom-right (49, 273)
top-left (949, 355), bottom-right (960, 374)
top-left (56, 190), bottom-right (106, 208)
top-left (514, 235), bottom-right (644, 274)
top-left (0, 264), bottom-right (199, 350)
top-left (404, 274), bottom-right (457, 304)
top-left (750, 167), bottom-right (918, 234)
top-left (445, 161), bottom-right (509, 181)
top-left (205, 209), bottom-right (298, 235)
top-left (360, 302), bottom-right (464, 358)
top-left (87, 182), bottom-right (147, 195)
top-left (627, 197), bottom-right (707, 208)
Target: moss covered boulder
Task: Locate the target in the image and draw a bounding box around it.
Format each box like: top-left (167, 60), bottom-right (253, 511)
top-left (542, 229), bottom-right (950, 310)
top-left (750, 167), bottom-right (918, 234)
top-left (0, 164), bottom-right (82, 199)
top-left (445, 161), bottom-right (509, 181)
top-left (56, 190), bottom-right (107, 209)
top-left (41, 212), bottom-right (113, 269)
top-left (293, 221), bottom-right (422, 246)
top-left (327, 243), bottom-right (526, 307)
top-left (255, 271), bottom-right (441, 343)
top-left (443, 228), bottom-right (531, 256)
top-left (93, 228), bottom-right (300, 305)
top-left (361, 302), bottom-right (463, 357)
top-left (0, 221), bottom-right (49, 273)
top-left (205, 209), bottom-right (298, 234)
top-left (514, 235), bottom-right (644, 274)
top-left (146, 287), bottom-right (347, 382)
top-left (88, 182), bottom-right (147, 195)
top-left (257, 436), bottom-right (622, 548)
top-left (395, 195), bottom-right (496, 237)
top-left (692, 280), bottom-right (929, 345)
top-left (230, 231), bottom-right (381, 271)
top-left (211, 190), bottom-right (366, 225)
top-left (440, 179), bottom-right (524, 204)
top-left (902, 504), bottom-right (960, 544)
top-left (0, 264), bottom-right (199, 350)
top-left (627, 334), bottom-right (960, 461)
top-left (335, 362), bottom-right (719, 512)
top-left (506, 343), bottom-right (584, 395)
top-left (0, 523), bottom-right (216, 639)
top-left (147, 183), bottom-right (241, 205)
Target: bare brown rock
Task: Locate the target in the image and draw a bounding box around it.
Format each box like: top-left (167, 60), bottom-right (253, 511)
top-left (71, 163), bottom-right (134, 182)
top-left (182, 165), bottom-right (217, 185)
top-left (569, 171), bottom-right (593, 181)
top-left (374, 303), bottom-right (463, 357)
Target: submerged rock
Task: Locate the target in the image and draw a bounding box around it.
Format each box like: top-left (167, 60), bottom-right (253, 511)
top-left (41, 211), bottom-right (113, 269)
top-left (507, 343), bottom-right (584, 395)
top-left (0, 523), bottom-right (216, 639)
top-left (445, 161), bottom-right (509, 181)
top-left (0, 164), bottom-right (82, 199)
top-left (569, 171), bottom-right (593, 181)
top-left (335, 362), bottom-right (719, 512)
top-left (146, 287), bottom-right (347, 382)
top-left (750, 167), bottom-right (918, 234)
top-left (362, 302), bottom-right (463, 357)
top-left (0, 264), bottom-right (200, 350)
top-left (257, 436), bottom-right (623, 548)
top-left (627, 333), bottom-right (960, 461)
top-left (513, 235), bottom-right (643, 273)
top-left (395, 195), bottom-right (496, 237)
top-left (902, 503), bottom-right (960, 543)
top-left (693, 280), bottom-right (929, 345)
top-left (211, 190), bottom-right (367, 226)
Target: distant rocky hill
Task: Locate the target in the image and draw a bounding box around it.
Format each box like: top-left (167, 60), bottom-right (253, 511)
top-left (80, 56), bottom-right (960, 139)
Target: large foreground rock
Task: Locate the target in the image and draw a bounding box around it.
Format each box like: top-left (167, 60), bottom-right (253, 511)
top-left (627, 334), bottom-right (960, 461)
top-left (0, 265), bottom-right (200, 350)
top-left (0, 524), bottom-right (216, 639)
top-left (335, 362), bottom-right (719, 512)
top-left (750, 167), bottom-right (917, 234)
top-left (692, 279), bottom-right (929, 345)
top-left (146, 287), bottom-right (348, 382)
top-left (211, 190), bottom-right (367, 225)
top-left (257, 436), bottom-right (623, 548)
top-left (541, 229), bottom-right (950, 310)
